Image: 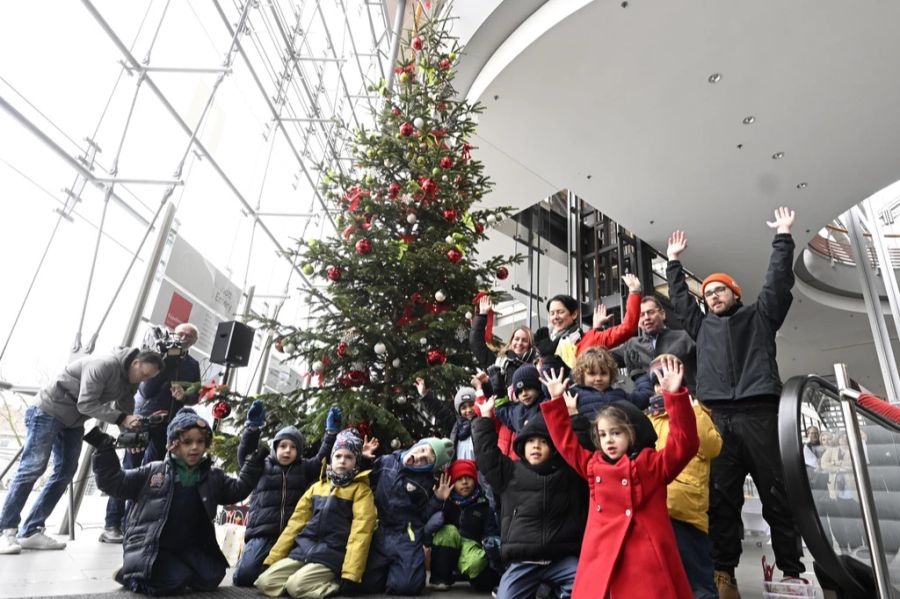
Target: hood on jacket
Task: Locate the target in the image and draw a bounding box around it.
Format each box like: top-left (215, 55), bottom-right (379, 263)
top-left (115, 346), bottom-right (140, 375)
top-left (272, 425), bottom-right (305, 456)
top-left (513, 412), bottom-right (556, 460)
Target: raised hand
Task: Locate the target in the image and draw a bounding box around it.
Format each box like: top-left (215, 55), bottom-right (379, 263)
top-left (470, 372), bottom-right (487, 390)
top-left (563, 390), bottom-right (580, 416)
top-left (478, 295), bottom-right (493, 315)
top-left (434, 471), bottom-right (452, 501)
top-left (592, 304), bottom-right (612, 329)
top-left (480, 395), bottom-right (496, 416)
top-left (362, 435), bottom-right (379, 459)
top-left (657, 355), bottom-right (685, 393)
top-left (325, 406), bottom-right (342, 434)
top-left (540, 368), bottom-right (569, 399)
top-left (622, 273), bottom-right (642, 293)
top-left (415, 377), bottom-right (428, 398)
top-left (170, 384), bottom-right (186, 402)
top-left (667, 230), bottom-right (688, 261)
top-left (766, 206), bottom-right (796, 234)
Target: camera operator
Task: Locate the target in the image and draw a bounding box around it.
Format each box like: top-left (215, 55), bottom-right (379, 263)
top-left (101, 323), bottom-right (201, 543)
top-left (0, 347), bottom-right (163, 555)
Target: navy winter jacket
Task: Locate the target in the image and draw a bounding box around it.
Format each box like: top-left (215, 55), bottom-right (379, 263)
top-left (369, 451), bottom-right (442, 531)
top-left (571, 373), bottom-right (653, 420)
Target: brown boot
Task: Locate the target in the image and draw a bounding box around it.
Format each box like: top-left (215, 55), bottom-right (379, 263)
top-left (714, 570), bottom-right (741, 599)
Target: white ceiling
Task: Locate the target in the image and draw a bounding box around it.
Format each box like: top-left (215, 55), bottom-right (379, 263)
top-left (456, 0), bottom-right (900, 394)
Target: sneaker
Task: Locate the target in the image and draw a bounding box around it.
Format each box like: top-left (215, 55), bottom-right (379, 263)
top-left (0, 529), bottom-right (21, 555)
top-left (714, 570), bottom-right (741, 599)
top-left (491, 588), bottom-right (498, 599)
top-left (430, 582), bottom-right (450, 591)
top-left (18, 529), bottom-right (66, 550)
top-left (99, 527), bottom-right (124, 543)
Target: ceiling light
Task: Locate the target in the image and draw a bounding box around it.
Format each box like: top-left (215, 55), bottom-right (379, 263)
top-left (796, 182), bottom-right (807, 189)
top-left (742, 116), bottom-right (755, 125)
top-left (772, 152), bottom-right (785, 160)
top-left (708, 73), bottom-right (722, 83)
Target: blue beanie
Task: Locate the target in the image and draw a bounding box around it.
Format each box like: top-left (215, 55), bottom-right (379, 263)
top-left (511, 364), bottom-right (541, 395)
top-left (166, 407), bottom-right (212, 445)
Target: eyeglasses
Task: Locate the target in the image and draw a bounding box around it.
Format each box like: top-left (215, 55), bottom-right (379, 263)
top-left (703, 286), bottom-right (730, 300)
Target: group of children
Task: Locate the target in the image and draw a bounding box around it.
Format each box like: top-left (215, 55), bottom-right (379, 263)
top-left (83, 282), bottom-right (721, 599)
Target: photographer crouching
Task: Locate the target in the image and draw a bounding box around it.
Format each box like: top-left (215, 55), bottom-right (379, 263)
top-left (101, 323), bottom-right (201, 544)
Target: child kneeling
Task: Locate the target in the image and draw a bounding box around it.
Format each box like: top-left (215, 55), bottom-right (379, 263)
top-left (87, 408), bottom-right (266, 595)
top-left (255, 429), bottom-right (376, 599)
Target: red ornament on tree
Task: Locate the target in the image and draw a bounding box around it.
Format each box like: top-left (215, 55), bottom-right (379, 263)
top-left (275, 338), bottom-right (285, 353)
top-left (400, 122), bottom-right (414, 137)
top-left (440, 156), bottom-right (453, 169)
top-left (475, 223), bottom-right (485, 234)
top-left (336, 342), bottom-right (348, 357)
top-left (412, 36), bottom-right (424, 51)
top-left (327, 266), bottom-right (343, 281)
top-left (388, 182), bottom-right (400, 199)
top-left (212, 401), bottom-right (231, 419)
top-left (439, 58), bottom-right (451, 70)
top-left (391, 107), bottom-right (401, 116)
top-left (419, 177), bottom-right (438, 197)
top-left (496, 266), bottom-right (509, 280)
top-left (411, 291), bottom-right (423, 304)
top-left (447, 248), bottom-right (463, 263)
top-left (443, 209), bottom-right (458, 221)
top-left (400, 234), bottom-right (417, 245)
top-left (355, 239), bottom-right (372, 255)
top-left (427, 348), bottom-right (447, 366)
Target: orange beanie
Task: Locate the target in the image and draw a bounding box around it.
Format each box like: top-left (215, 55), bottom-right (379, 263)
top-left (701, 273), bottom-right (742, 299)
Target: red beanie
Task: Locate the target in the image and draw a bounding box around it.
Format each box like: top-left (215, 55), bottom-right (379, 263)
top-left (701, 273), bottom-right (742, 299)
top-left (449, 459), bottom-right (478, 484)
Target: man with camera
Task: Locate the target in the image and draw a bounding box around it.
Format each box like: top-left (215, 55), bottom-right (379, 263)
top-left (101, 322), bottom-right (202, 543)
top-left (0, 347), bottom-right (163, 554)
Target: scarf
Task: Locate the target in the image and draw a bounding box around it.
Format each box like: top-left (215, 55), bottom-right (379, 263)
top-left (455, 417), bottom-right (472, 441)
top-left (327, 465), bottom-right (358, 488)
top-left (549, 322), bottom-right (581, 343)
top-left (170, 454), bottom-right (207, 487)
top-left (451, 486), bottom-right (483, 509)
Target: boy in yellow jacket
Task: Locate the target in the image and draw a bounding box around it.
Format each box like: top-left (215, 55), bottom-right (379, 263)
top-left (647, 355), bottom-right (723, 599)
top-left (255, 429), bottom-right (376, 599)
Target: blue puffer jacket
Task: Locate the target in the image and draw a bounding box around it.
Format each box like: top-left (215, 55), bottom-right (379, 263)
top-left (369, 451), bottom-right (443, 531)
top-left (571, 373), bottom-right (654, 420)
top-left (237, 427), bottom-right (336, 540)
top-left (92, 444), bottom-right (264, 582)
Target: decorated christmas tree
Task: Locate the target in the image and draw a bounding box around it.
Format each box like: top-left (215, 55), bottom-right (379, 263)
top-left (222, 10), bottom-right (519, 453)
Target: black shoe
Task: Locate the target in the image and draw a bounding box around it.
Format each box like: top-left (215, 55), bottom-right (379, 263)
top-left (99, 527), bottom-right (123, 543)
top-left (113, 567), bottom-right (126, 587)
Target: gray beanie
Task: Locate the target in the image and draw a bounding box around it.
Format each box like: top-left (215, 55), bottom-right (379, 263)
top-left (272, 426), bottom-right (304, 454)
top-left (166, 407), bottom-right (212, 445)
top-left (454, 387), bottom-right (477, 414)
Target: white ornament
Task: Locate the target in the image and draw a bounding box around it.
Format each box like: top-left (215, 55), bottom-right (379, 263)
top-left (435, 290), bottom-right (447, 302)
top-left (283, 343), bottom-right (296, 354)
top-left (407, 213), bottom-right (417, 224)
top-left (391, 438), bottom-right (402, 449)
top-left (414, 117), bottom-right (425, 129)
top-left (392, 358), bottom-right (401, 368)
top-left (384, 159), bottom-right (392, 168)
top-left (486, 214), bottom-right (498, 225)
top-left (396, 396), bottom-right (407, 405)
top-left (374, 342), bottom-right (387, 355)
top-left (311, 360), bottom-right (324, 373)
top-left (400, 193), bottom-right (413, 205)
top-left (445, 236), bottom-right (454, 244)
top-left (441, 175), bottom-right (448, 181)
top-left (465, 311), bottom-right (473, 320)
top-left (446, 136), bottom-right (457, 148)
top-left (419, 337), bottom-right (428, 346)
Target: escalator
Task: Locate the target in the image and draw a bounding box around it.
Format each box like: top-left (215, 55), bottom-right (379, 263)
top-left (779, 370), bottom-right (900, 598)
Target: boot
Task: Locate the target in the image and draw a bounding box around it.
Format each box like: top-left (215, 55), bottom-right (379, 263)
top-left (714, 570), bottom-right (741, 599)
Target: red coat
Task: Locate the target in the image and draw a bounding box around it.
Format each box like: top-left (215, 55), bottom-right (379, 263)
top-left (541, 390), bottom-right (699, 599)
top-left (475, 395), bottom-right (517, 459)
top-left (576, 291), bottom-right (641, 356)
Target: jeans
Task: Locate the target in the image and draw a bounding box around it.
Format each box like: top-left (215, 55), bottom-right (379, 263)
top-left (496, 557), bottom-right (578, 599)
top-left (0, 406), bottom-right (83, 537)
top-left (233, 536), bottom-right (276, 586)
top-left (671, 518), bottom-right (718, 599)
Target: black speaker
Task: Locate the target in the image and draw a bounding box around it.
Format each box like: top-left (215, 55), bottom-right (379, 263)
top-left (210, 321), bottom-right (255, 367)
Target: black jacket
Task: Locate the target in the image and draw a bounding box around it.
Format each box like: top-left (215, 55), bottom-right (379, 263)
top-left (135, 353), bottom-right (201, 417)
top-left (472, 416), bottom-right (587, 563)
top-left (441, 491), bottom-right (499, 543)
top-left (92, 446), bottom-right (264, 581)
top-left (666, 233), bottom-right (795, 403)
top-left (611, 327), bottom-right (697, 393)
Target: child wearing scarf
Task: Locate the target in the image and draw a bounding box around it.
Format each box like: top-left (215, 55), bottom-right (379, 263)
top-left (426, 459), bottom-right (500, 591)
top-left (255, 428), bottom-right (376, 598)
top-left (86, 407), bottom-right (266, 595)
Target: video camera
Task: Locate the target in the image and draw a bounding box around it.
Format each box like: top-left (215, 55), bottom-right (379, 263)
top-left (143, 325), bottom-right (188, 359)
top-left (116, 410), bottom-right (169, 449)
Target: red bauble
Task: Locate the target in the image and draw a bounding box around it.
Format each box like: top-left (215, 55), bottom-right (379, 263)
top-left (275, 338), bottom-right (285, 353)
top-left (336, 342), bottom-right (348, 357)
top-left (447, 248), bottom-right (463, 263)
top-left (439, 58), bottom-right (451, 70)
top-left (440, 156), bottom-right (453, 169)
top-left (411, 291), bottom-right (423, 303)
top-left (420, 178), bottom-right (438, 195)
top-left (443, 209), bottom-right (458, 221)
top-left (344, 369), bottom-right (368, 386)
top-left (391, 107), bottom-right (401, 116)
top-left (400, 122), bottom-right (414, 137)
top-left (475, 223), bottom-right (485, 234)
top-left (496, 266), bottom-right (510, 280)
top-left (355, 239), bottom-right (372, 255)
top-left (426, 348), bottom-right (447, 366)
top-left (326, 266), bottom-right (343, 281)
top-left (411, 36), bottom-right (424, 50)
top-left (388, 182), bottom-right (400, 198)
top-left (400, 234), bottom-right (417, 245)
top-left (212, 401), bottom-right (231, 419)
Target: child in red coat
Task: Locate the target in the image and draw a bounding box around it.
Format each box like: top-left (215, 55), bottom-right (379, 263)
top-left (540, 357), bottom-right (699, 599)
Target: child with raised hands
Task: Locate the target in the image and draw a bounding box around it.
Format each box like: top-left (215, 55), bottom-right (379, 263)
top-left (233, 401), bottom-right (343, 586)
top-left (540, 356), bottom-right (699, 599)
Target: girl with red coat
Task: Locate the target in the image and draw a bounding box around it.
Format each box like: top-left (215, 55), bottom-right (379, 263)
top-left (540, 357), bottom-right (699, 599)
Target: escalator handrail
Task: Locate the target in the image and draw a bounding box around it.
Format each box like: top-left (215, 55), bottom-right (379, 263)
top-left (857, 393), bottom-right (900, 431)
top-left (779, 374), bottom-right (868, 597)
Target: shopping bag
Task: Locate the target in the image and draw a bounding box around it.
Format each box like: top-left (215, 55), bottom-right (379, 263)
top-left (218, 511), bottom-right (246, 567)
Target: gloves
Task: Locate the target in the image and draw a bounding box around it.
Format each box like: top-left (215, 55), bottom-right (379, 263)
top-left (533, 326), bottom-right (556, 359)
top-left (245, 399), bottom-right (266, 429)
top-left (247, 447), bottom-right (269, 466)
top-left (83, 427), bottom-right (116, 452)
top-left (325, 406), bottom-right (342, 434)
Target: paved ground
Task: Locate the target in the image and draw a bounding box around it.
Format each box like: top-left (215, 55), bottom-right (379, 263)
top-left (0, 490), bottom-right (821, 598)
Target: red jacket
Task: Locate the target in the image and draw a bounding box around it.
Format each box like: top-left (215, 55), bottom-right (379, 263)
top-left (474, 396), bottom-right (516, 459)
top-left (541, 389), bottom-right (699, 599)
top-left (576, 291), bottom-right (641, 356)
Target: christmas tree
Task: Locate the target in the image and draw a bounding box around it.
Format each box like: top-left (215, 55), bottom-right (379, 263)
top-left (222, 9), bottom-right (519, 454)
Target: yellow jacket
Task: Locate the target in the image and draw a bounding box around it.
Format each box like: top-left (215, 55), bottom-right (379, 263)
top-left (263, 467), bottom-right (376, 583)
top-left (650, 402), bottom-right (722, 533)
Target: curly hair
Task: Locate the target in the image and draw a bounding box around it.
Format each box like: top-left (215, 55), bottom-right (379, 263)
top-left (590, 405), bottom-right (636, 452)
top-left (572, 346), bottom-right (618, 385)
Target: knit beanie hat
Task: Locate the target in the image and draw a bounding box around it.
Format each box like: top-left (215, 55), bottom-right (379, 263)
top-left (409, 437), bottom-right (454, 470)
top-left (511, 364), bottom-right (541, 395)
top-left (648, 354), bottom-right (681, 386)
top-left (331, 428), bottom-right (363, 462)
top-left (272, 426), bottom-right (304, 454)
top-left (166, 407), bottom-right (212, 445)
top-left (454, 387), bottom-right (477, 414)
top-left (449, 459), bottom-right (478, 484)
top-left (701, 273), bottom-right (742, 300)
